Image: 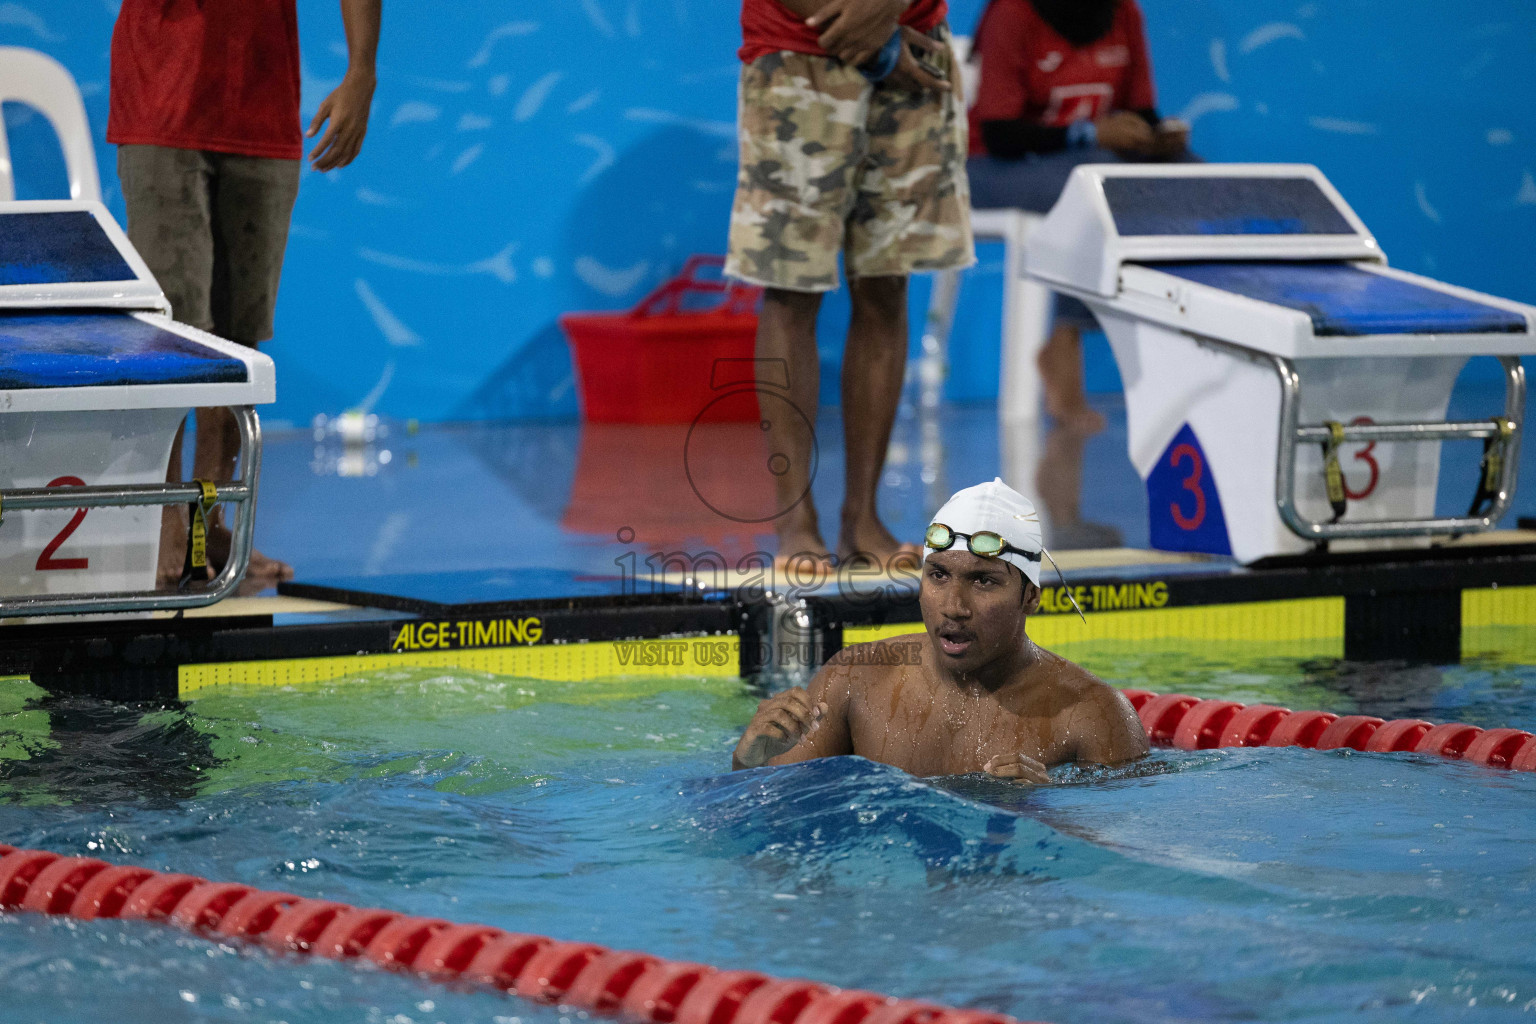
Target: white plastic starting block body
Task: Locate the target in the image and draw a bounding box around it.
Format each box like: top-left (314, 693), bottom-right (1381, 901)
top-left (1025, 164), bottom-right (1536, 563)
top-left (0, 201), bottom-right (274, 611)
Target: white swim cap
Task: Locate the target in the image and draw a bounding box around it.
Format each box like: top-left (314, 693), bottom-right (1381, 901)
top-left (923, 477), bottom-right (1043, 586)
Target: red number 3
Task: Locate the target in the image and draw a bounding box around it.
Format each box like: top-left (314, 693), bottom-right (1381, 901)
top-left (35, 475), bottom-right (90, 571)
top-left (1169, 443), bottom-right (1207, 531)
top-left (1344, 415), bottom-right (1380, 501)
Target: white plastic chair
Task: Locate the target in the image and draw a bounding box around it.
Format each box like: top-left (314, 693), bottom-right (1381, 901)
top-left (916, 36), bottom-right (1051, 423)
top-left (0, 46), bottom-right (101, 202)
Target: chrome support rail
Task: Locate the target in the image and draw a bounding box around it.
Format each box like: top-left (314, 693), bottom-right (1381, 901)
top-left (0, 405), bottom-right (263, 618)
top-left (2, 481), bottom-right (253, 511)
top-left (761, 591), bottom-right (822, 684)
top-left (1271, 354), bottom-right (1525, 543)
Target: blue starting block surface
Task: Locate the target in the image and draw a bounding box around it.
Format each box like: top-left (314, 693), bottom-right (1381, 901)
top-left (0, 312), bottom-right (248, 389)
top-left (0, 210), bottom-right (136, 286)
top-left (1151, 261), bottom-right (1530, 336)
top-left (1103, 176), bottom-right (1356, 236)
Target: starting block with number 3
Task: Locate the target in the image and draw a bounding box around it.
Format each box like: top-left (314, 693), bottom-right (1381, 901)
top-left (1025, 164), bottom-right (1535, 563)
top-left (0, 201), bottom-right (274, 616)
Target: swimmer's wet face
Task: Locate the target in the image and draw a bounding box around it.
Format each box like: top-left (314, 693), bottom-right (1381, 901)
top-left (920, 548), bottom-right (1041, 675)
top-left (733, 476), bottom-right (1147, 775)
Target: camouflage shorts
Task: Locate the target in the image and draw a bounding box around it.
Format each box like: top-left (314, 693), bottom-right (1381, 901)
top-left (725, 28), bottom-right (976, 292)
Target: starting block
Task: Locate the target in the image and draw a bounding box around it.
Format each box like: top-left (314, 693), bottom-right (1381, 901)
top-left (1025, 164), bottom-right (1534, 563)
top-left (0, 200), bottom-right (274, 616)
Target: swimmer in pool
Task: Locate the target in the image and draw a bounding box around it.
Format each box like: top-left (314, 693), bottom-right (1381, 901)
top-left (733, 478), bottom-right (1149, 781)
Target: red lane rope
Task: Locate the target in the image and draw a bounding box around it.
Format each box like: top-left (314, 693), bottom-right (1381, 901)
top-left (1120, 689), bottom-right (1536, 769)
top-left (0, 845), bottom-right (1046, 1024)
top-left (3, 699), bottom-right (1525, 1014)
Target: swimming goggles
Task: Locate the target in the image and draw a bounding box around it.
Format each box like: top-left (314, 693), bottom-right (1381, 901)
top-left (923, 522), bottom-right (1085, 622)
top-left (924, 523), bottom-right (1041, 563)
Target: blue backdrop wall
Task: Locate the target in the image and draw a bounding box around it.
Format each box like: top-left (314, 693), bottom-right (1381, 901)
top-left (3, 0), bottom-right (1534, 426)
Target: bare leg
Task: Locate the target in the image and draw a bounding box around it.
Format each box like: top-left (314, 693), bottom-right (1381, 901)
top-left (757, 287), bottom-right (832, 564)
top-left (1035, 421), bottom-right (1122, 550)
top-left (203, 152), bottom-right (299, 583)
top-left (157, 419), bottom-right (189, 588)
top-left (837, 275), bottom-right (915, 564)
top-left (1038, 322), bottom-right (1106, 432)
top-left (1036, 421), bottom-right (1086, 530)
top-left (192, 405), bottom-right (293, 581)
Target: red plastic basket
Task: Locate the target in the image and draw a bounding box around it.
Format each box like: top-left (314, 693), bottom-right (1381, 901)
top-left (560, 256), bottom-right (763, 424)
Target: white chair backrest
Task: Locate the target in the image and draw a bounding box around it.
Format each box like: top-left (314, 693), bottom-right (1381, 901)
top-left (0, 46), bottom-right (101, 202)
top-left (951, 34), bottom-right (981, 109)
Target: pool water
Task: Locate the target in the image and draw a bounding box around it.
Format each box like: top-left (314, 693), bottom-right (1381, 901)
top-left (1, 650), bottom-right (1534, 1024)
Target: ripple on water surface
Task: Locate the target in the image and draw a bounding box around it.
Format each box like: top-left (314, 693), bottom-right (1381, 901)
top-left (0, 659), bottom-right (1533, 1024)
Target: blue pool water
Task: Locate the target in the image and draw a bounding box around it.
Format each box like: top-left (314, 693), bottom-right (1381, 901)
top-left (1, 654), bottom-right (1534, 1024)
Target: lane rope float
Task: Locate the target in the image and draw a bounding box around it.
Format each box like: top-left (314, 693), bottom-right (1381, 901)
top-left (0, 845), bottom-right (1047, 1024)
top-left (1120, 689), bottom-right (1536, 769)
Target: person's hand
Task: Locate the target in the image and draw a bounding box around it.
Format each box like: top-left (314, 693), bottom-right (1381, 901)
top-left (886, 26), bottom-right (952, 93)
top-left (307, 69), bottom-right (377, 172)
top-left (1151, 118), bottom-right (1190, 160)
top-left (983, 752), bottom-right (1051, 784)
top-left (733, 687), bottom-right (827, 769)
top-left (808, 0), bottom-right (908, 68)
top-left (1092, 111), bottom-right (1155, 157)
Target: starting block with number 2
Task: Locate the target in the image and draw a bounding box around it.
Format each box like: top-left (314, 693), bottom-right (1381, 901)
top-left (0, 200), bottom-right (274, 616)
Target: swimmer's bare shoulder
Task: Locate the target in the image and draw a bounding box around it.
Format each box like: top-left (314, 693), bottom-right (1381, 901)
top-left (1034, 647), bottom-right (1149, 765)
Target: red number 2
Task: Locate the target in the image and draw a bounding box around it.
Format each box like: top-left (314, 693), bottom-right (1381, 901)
top-left (1169, 443), bottom-right (1207, 531)
top-left (1344, 415), bottom-right (1380, 501)
top-left (35, 475), bottom-right (90, 571)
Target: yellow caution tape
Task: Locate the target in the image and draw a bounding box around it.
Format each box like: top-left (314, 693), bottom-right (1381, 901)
top-left (188, 479), bottom-right (218, 570)
top-left (1483, 445), bottom-right (1503, 494)
top-left (1321, 420), bottom-right (1347, 522)
top-left (1468, 418), bottom-right (1517, 517)
top-left (1483, 418), bottom-right (1514, 492)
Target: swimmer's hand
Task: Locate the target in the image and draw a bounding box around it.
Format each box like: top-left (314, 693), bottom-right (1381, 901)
top-left (733, 687), bottom-right (827, 769)
top-left (983, 753), bottom-right (1050, 785)
top-left (807, 0), bottom-right (909, 68)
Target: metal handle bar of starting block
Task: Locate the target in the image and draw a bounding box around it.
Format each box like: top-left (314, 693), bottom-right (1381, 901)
top-left (0, 405), bottom-right (263, 618)
top-left (1270, 352), bottom-right (1525, 543)
top-left (3, 481), bottom-right (253, 511)
top-left (1293, 420), bottom-right (1515, 444)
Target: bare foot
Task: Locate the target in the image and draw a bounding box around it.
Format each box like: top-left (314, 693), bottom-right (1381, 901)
top-left (205, 518), bottom-right (294, 582)
top-left (772, 516), bottom-right (835, 583)
top-left (1047, 402), bottom-right (1107, 433)
top-left (837, 514), bottom-right (920, 573)
top-left (234, 575), bottom-right (278, 597)
top-left (243, 547), bottom-right (295, 582)
top-left (1038, 324), bottom-right (1107, 433)
top-left (157, 504), bottom-right (188, 590)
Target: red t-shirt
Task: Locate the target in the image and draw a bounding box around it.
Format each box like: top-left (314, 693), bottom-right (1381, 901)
top-left (108, 0), bottom-right (303, 161)
top-left (740, 0), bottom-right (948, 63)
top-left (968, 0), bottom-right (1155, 156)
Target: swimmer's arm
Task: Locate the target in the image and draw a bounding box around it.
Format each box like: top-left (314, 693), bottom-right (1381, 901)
top-left (758, 659), bottom-right (855, 768)
top-left (1066, 683), bottom-right (1150, 766)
